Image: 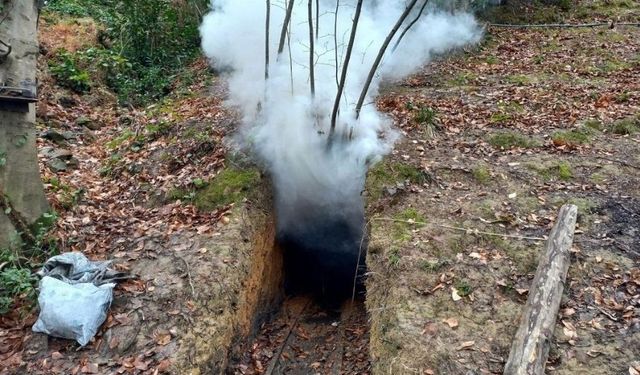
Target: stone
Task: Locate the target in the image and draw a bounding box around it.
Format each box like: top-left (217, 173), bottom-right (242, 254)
top-left (58, 96), bottom-right (77, 108)
top-left (42, 129), bottom-right (70, 144)
top-left (45, 148), bottom-right (73, 160)
top-left (47, 158), bottom-right (68, 172)
top-left (76, 116), bottom-right (102, 130)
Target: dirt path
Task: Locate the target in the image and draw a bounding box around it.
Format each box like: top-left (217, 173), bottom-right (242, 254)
top-left (229, 297), bottom-right (370, 375)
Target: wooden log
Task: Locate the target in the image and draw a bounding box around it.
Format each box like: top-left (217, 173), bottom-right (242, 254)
top-left (503, 204), bottom-right (578, 375)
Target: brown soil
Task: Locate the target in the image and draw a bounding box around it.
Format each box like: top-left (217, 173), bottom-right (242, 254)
top-left (229, 297), bottom-right (370, 375)
top-left (364, 16), bottom-right (640, 375)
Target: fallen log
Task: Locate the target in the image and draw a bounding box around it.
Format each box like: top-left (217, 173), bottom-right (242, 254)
top-left (503, 204), bottom-right (578, 375)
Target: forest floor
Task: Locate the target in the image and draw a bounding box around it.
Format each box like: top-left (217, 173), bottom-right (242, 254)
top-left (1, 1), bottom-right (639, 375)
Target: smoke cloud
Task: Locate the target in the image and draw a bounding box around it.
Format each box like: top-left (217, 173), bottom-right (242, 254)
top-left (200, 0), bottom-right (481, 294)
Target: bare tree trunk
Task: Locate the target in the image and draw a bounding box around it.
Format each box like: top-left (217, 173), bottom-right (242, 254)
top-left (503, 204), bottom-right (578, 375)
top-left (265, 0), bottom-right (271, 80)
top-left (355, 0), bottom-right (419, 119)
top-left (315, 0), bottom-right (319, 40)
top-left (392, 0), bottom-right (429, 52)
top-left (333, 0), bottom-right (340, 88)
top-left (0, 0), bottom-right (49, 249)
top-left (329, 0), bottom-right (364, 143)
top-left (277, 0), bottom-right (296, 56)
top-left (308, 0), bottom-right (315, 96)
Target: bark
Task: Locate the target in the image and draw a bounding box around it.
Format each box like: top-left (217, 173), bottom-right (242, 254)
top-left (265, 0), bottom-right (271, 80)
top-left (355, 0), bottom-right (419, 119)
top-left (503, 204), bottom-right (578, 375)
top-left (277, 0), bottom-right (296, 56)
top-left (0, 0), bottom-right (49, 248)
top-left (392, 0), bottom-right (429, 52)
top-left (329, 0), bottom-right (364, 143)
top-left (307, 0), bottom-right (315, 96)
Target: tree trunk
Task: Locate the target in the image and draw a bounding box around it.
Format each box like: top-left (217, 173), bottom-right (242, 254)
top-left (0, 0), bottom-right (48, 248)
top-left (503, 204), bottom-right (578, 375)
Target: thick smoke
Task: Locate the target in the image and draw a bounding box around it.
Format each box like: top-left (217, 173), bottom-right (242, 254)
top-left (201, 0), bottom-right (480, 296)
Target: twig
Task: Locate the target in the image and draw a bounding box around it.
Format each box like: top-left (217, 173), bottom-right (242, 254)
top-left (596, 306), bottom-right (618, 322)
top-left (392, 0), bottom-right (429, 52)
top-left (355, 0), bottom-right (420, 119)
top-left (265, 300), bottom-right (311, 375)
top-left (178, 256), bottom-right (196, 297)
top-left (372, 217), bottom-right (545, 241)
top-left (329, 0), bottom-right (364, 143)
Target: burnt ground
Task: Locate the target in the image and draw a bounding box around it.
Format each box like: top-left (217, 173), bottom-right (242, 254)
top-left (364, 9), bottom-right (640, 375)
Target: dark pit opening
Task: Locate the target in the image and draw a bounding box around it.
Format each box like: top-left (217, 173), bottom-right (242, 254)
top-left (277, 213), bottom-right (368, 306)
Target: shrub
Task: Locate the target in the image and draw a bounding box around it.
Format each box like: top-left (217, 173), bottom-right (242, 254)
top-left (46, 0), bottom-right (209, 105)
top-left (49, 50), bottom-right (92, 93)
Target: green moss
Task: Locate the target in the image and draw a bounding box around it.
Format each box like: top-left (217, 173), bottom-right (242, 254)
top-left (584, 119), bottom-right (604, 132)
top-left (485, 55), bottom-right (499, 65)
top-left (472, 165), bottom-right (491, 184)
top-left (527, 161), bottom-right (574, 181)
top-left (506, 74), bottom-right (533, 86)
top-left (610, 115), bottom-right (639, 135)
top-left (366, 161), bottom-right (431, 201)
top-left (551, 129), bottom-right (592, 146)
top-left (556, 162), bottom-right (573, 181)
top-left (387, 247), bottom-right (401, 267)
top-left (192, 168), bottom-right (260, 211)
top-left (489, 112), bottom-right (512, 124)
top-left (455, 280), bottom-right (473, 297)
top-left (392, 208), bottom-right (425, 242)
top-left (488, 131), bottom-right (539, 149)
top-left (413, 106), bottom-right (437, 126)
top-left (419, 259), bottom-right (447, 273)
top-left (106, 129), bottom-right (136, 150)
top-left (448, 72), bottom-right (477, 86)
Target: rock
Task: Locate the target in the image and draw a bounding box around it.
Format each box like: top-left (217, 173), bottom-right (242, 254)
top-left (45, 148), bottom-right (73, 160)
top-left (42, 129), bottom-right (74, 144)
top-left (42, 129), bottom-right (67, 143)
top-left (47, 158), bottom-right (68, 172)
top-left (58, 96), bottom-right (77, 108)
top-left (67, 157), bottom-right (80, 169)
top-left (81, 127), bottom-right (96, 143)
top-left (99, 310), bottom-right (142, 356)
top-left (62, 131), bottom-right (76, 140)
top-left (76, 116), bottom-right (102, 130)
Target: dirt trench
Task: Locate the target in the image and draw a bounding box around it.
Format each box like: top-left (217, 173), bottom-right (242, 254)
top-left (221, 214), bottom-right (372, 375)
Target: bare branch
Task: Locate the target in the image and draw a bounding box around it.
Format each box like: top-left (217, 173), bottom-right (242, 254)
top-left (329, 0), bottom-right (364, 143)
top-left (277, 0), bottom-right (296, 56)
top-left (355, 0), bottom-right (419, 119)
top-left (265, 0), bottom-right (271, 80)
top-left (333, 0), bottom-right (340, 88)
top-left (392, 0), bottom-right (429, 52)
top-left (308, 0), bottom-right (315, 96)
top-left (315, 0), bottom-right (320, 40)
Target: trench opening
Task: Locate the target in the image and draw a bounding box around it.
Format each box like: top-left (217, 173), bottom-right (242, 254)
top-left (228, 213), bottom-right (371, 374)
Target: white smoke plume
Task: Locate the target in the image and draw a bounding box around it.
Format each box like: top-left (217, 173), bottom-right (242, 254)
top-left (200, 1), bottom-right (481, 230)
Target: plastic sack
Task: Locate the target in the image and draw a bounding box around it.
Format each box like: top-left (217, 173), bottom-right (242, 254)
top-left (32, 276), bottom-right (115, 346)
